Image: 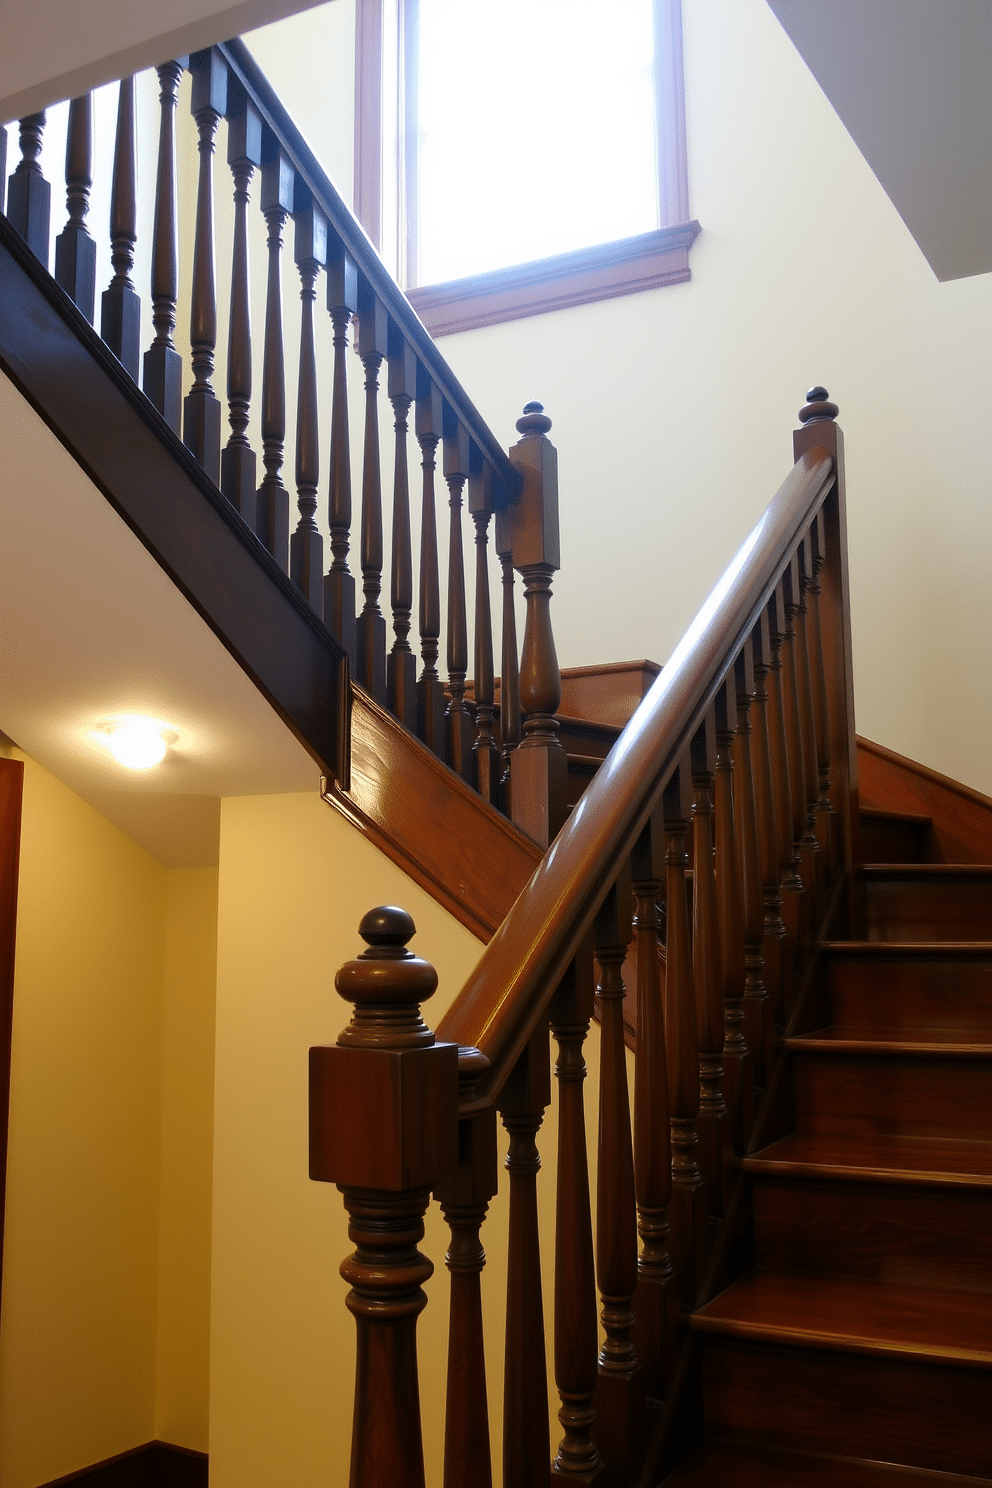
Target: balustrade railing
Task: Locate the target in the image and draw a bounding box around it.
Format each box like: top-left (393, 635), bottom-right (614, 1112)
top-left (311, 389), bottom-right (859, 1487)
top-left (0, 41), bottom-right (568, 827)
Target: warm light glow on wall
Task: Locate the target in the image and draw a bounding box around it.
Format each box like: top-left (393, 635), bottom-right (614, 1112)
top-left (90, 716), bottom-right (177, 770)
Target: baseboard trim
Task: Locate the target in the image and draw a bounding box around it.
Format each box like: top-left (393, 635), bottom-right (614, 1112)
top-left (41, 1442), bottom-right (208, 1487)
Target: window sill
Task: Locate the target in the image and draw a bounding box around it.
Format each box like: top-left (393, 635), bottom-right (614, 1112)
top-left (405, 220), bottom-right (701, 338)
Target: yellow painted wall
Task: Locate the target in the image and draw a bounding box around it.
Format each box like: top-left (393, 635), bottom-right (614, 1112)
top-left (0, 756), bottom-right (217, 1484)
top-left (1, 755), bottom-right (165, 1488)
top-left (208, 790), bottom-right (486, 1486)
top-left (155, 867), bottom-right (218, 1452)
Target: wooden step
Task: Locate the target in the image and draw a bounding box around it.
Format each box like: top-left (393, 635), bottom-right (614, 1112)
top-left (665, 1441), bottom-right (992, 1487)
top-left (821, 943), bottom-right (992, 1037)
top-left (860, 805), bottom-right (934, 864)
top-left (858, 866), bottom-right (992, 941)
top-left (745, 1137), bottom-right (992, 1292)
top-left (694, 1275), bottom-right (992, 1476)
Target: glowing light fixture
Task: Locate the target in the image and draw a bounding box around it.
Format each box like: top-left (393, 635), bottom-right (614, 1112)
top-left (91, 715), bottom-right (176, 770)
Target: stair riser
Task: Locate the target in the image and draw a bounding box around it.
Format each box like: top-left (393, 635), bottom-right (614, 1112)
top-left (702, 1337), bottom-right (992, 1477)
top-left (793, 1054), bottom-right (992, 1142)
top-left (859, 878), bottom-right (992, 941)
top-left (752, 1177), bottom-right (992, 1292)
top-left (859, 820), bottom-right (932, 864)
top-left (826, 955), bottom-right (992, 1034)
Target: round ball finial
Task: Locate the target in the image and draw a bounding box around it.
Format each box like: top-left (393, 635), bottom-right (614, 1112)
top-left (516, 400), bottom-right (552, 437)
top-left (335, 906), bottom-right (438, 1048)
top-left (798, 386), bottom-right (839, 424)
top-left (358, 904), bottom-right (416, 953)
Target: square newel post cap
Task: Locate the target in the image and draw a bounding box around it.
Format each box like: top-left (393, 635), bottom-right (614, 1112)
top-left (508, 402), bottom-right (560, 571)
top-left (309, 906), bottom-right (459, 1191)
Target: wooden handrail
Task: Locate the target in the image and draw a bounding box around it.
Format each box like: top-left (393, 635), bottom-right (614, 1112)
top-left (438, 447), bottom-right (835, 1109)
top-left (217, 38), bottom-right (521, 510)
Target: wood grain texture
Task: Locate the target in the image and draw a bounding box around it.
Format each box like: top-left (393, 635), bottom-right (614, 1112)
top-left (0, 215), bottom-right (350, 784)
top-left (699, 1334), bottom-right (992, 1477)
top-left (322, 685), bottom-right (541, 941)
top-left (40, 1442), bottom-right (208, 1486)
top-left (665, 1442), bottom-right (992, 1487)
top-left (859, 866), bottom-right (992, 941)
top-left (857, 734), bottom-right (992, 864)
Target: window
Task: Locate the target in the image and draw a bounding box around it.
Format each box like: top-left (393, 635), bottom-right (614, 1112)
top-left (355, 0), bottom-right (699, 336)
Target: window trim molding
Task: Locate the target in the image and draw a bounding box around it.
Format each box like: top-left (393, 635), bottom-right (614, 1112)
top-left (355, 0), bottom-right (698, 335)
top-left (406, 220), bottom-right (701, 337)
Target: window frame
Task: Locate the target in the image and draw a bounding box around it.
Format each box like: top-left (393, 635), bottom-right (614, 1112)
top-left (354, 0), bottom-right (700, 337)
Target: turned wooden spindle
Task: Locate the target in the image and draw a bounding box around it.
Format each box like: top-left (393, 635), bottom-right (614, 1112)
top-left (630, 811), bottom-right (677, 1404)
top-left (435, 1050), bottom-right (498, 1488)
top-left (690, 715), bottom-right (730, 1222)
top-left (469, 462), bottom-right (500, 804)
top-left (54, 94), bottom-right (96, 321)
top-left (143, 61), bottom-right (186, 432)
top-left (550, 951), bottom-right (603, 1484)
top-left (220, 99), bottom-right (262, 524)
top-left (780, 557), bottom-right (815, 957)
top-left (0, 125), bottom-right (7, 216)
top-left (8, 113), bottom-right (51, 265)
top-left (750, 610), bottom-right (788, 1035)
top-left (324, 238), bottom-right (359, 664)
top-left (662, 763), bottom-right (706, 1305)
top-left (182, 50), bottom-right (227, 482)
top-left (792, 539), bottom-right (824, 910)
top-left (386, 335), bottom-right (418, 729)
top-left (592, 878), bottom-right (641, 1478)
top-left (356, 285), bottom-right (389, 701)
top-left (101, 78), bottom-right (141, 380)
top-left (416, 379), bottom-right (445, 755)
top-left (255, 149), bottom-right (294, 570)
top-left (500, 1027), bottom-right (552, 1488)
top-left (309, 906), bottom-right (458, 1488)
top-left (290, 198), bottom-right (327, 611)
top-left (495, 501), bottom-right (521, 814)
top-left (714, 676), bottom-right (752, 1154)
top-left (733, 640), bottom-right (773, 1091)
top-left (765, 587), bottom-right (801, 1013)
top-left (444, 420), bottom-right (474, 782)
top-left (508, 403), bottom-right (567, 847)
top-left (804, 509), bottom-right (837, 877)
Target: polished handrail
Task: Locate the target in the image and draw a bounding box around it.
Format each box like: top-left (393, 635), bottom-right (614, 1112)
top-left (438, 448), bottom-right (836, 1109)
top-left (218, 38), bottom-right (521, 510)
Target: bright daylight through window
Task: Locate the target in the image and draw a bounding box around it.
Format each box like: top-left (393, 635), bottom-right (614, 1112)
top-left (355, 0), bottom-right (698, 334)
top-left (415, 0), bottom-right (659, 284)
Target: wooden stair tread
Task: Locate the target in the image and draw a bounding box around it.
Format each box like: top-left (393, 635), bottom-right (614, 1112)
top-left (692, 1273), bottom-right (992, 1365)
top-left (822, 940), bottom-right (992, 956)
top-left (743, 1133), bottom-right (992, 1186)
top-left (788, 1026), bottom-right (992, 1056)
top-left (861, 864), bottom-right (992, 877)
top-left (665, 1442), bottom-right (992, 1487)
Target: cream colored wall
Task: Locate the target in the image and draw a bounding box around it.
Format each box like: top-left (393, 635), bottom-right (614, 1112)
top-left (155, 867), bottom-right (218, 1452)
top-left (408, 0), bottom-right (992, 799)
top-left (0, 756), bottom-right (217, 1483)
top-left (1, 755), bottom-right (164, 1488)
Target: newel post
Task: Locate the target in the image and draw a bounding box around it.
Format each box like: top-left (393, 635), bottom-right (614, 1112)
top-left (309, 906), bottom-right (459, 1488)
top-left (792, 387), bottom-right (860, 885)
top-left (507, 401), bottom-right (567, 847)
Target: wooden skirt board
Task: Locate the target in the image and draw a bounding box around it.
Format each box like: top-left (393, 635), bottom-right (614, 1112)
top-left (39, 1442), bottom-right (208, 1486)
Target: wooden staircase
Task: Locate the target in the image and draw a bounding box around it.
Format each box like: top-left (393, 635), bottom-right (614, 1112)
top-left (667, 802), bottom-right (992, 1485)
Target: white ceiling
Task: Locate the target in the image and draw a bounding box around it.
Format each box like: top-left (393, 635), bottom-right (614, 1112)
top-left (0, 372), bottom-right (320, 868)
top-left (768, 0), bottom-right (992, 282)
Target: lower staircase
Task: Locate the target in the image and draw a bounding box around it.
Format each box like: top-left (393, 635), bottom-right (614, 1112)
top-left (669, 803), bottom-right (992, 1485)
